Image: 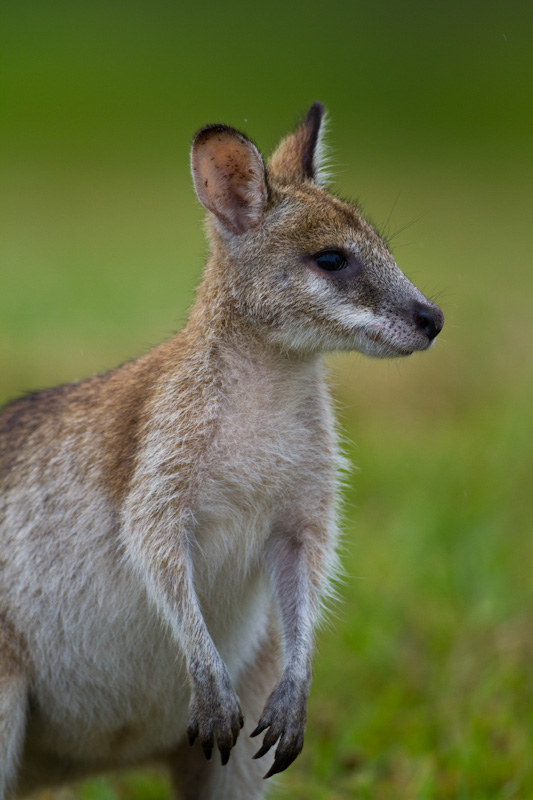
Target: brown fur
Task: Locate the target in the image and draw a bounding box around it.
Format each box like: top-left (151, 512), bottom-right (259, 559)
top-left (0, 104), bottom-right (443, 800)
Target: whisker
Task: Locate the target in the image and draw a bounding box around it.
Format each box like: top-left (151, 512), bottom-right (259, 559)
top-left (387, 211), bottom-right (428, 244)
top-left (381, 190), bottom-right (402, 242)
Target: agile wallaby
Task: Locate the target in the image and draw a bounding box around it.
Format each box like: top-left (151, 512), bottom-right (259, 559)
top-left (0, 103), bottom-right (443, 800)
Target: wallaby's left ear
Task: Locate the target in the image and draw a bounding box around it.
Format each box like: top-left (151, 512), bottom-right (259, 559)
top-left (191, 125), bottom-right (267, 235)
top-left (268, 102), bottom-right (327, 186)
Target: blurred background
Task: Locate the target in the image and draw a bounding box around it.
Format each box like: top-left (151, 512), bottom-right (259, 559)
top-left (1, 1), bottom-right (532, 798)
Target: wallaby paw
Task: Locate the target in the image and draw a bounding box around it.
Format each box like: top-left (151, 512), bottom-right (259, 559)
top-left (187, 682), bottom-right (244, 765)
top-left (251, 678), bottom-right (307, 778)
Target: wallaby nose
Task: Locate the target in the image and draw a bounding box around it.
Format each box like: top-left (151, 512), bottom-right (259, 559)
top-left (412, 302), bottom-right (444, 341)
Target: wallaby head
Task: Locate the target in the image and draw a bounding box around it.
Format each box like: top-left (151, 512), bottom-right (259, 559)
top-left (191, 102), bottom-right (443, 358)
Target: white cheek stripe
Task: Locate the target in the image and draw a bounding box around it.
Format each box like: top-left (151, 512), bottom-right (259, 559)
top-left (334, 306), bottom-right (382, 330)
top-left (306, 276), bottom-right (381, 330)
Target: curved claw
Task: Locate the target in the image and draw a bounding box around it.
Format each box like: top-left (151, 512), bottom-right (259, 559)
top-left (235, 713), bottom-right (245, 740)
top-left (253, 739), bottom-right (273, 760)
top-left (250, 721), bottom-right (268, 738)
top-left (202, 739), bottom-right (213, 760)
top-left (217, 719), bottom-right (242, 766)
top-left (186, 721), bottom-right (198, 747)
top-left (263, 749), bottom-right (299, 779)
top-left (252, 722), bottom-right (280, 760)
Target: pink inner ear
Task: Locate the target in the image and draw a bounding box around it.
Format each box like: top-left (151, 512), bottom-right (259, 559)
top-left (193, 131), bottom-right (266, 235)
top-left (215, 142), bottom-right (254, 195)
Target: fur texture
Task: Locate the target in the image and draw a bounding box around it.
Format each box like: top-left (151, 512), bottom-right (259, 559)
top-left (0, 103), bottom-right (443, 800)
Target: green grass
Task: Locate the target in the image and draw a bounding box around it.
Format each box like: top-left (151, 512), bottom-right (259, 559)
top-left (1, 1), bottom-right (532, 797)
top-left (276, 385), bottom-right (533, 800)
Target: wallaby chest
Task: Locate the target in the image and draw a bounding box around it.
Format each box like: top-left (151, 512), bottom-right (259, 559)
top-left (189, 351), bottom-right (335, 590)
top-left (216, 353), bottom-right (329, 487)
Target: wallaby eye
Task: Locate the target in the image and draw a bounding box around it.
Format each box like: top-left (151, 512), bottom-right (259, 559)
top-left (314, 250), bottom-right (347, 271)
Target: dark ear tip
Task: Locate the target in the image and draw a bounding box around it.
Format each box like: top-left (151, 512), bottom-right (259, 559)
top-left (192, 123), bottom-right (246, 148)
top-left (306, 101), bottom-right (324, 124)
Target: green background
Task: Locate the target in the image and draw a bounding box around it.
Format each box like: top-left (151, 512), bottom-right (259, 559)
top-left (1, 1), bottom-right (532, 798)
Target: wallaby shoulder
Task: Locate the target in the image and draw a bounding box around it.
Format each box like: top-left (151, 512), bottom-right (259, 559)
top-left (0, 332), bottom-right (199, 505)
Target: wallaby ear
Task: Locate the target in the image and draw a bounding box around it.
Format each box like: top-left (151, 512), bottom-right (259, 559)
top-left (191, 125), bottom-right (267, 235)
top-left (268, 102), bottom-right (327, 186)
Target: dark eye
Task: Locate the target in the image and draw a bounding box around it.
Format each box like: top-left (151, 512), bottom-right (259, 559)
top-left (314, 250), bottom-right (347, 271)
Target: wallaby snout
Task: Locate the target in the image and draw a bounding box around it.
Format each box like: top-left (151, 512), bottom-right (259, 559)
top-left (411, 300), bottom-right (444, 342)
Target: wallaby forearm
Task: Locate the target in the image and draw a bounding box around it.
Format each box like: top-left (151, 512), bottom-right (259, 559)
top-left (163, 544), bottom-right (244, 765)
top-left (250, 529), bottom-right (329, 777)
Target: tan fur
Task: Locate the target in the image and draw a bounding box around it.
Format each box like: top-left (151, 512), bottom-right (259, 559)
top-left (0, 103), bottom-right (443, 799)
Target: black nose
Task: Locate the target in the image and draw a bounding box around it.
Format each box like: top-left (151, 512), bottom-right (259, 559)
top-left (412, 302), bottom-right (444, 341)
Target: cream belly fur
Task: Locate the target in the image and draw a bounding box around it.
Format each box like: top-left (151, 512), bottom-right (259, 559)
top-left (18, 359), bottom-right (324, 771)
top-left (23, 586), bottom-right (271, 760)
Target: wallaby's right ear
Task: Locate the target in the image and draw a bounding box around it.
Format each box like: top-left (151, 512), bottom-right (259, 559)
top-left (191, 125), bottom-right (267, 235)
top-left (268, 102), bottom-right (327, 186)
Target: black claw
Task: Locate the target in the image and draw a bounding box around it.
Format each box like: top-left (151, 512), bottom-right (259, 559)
top-left (264, 753), bottom-right (295, 779)
top-left (233, 717), bottom-right (244, 744)
top-left (250, 722), bottom-right (267, 738)
top-left (253, 741), bottom-right (273, 760)
top-left (202, 743), bottom-right (213, 761)
top-left (220, 749), bottom-right (230, 766)
top-left (263, 747), bottom-right (300, 779)
top-left (263, 763), bottom-right (278, 780)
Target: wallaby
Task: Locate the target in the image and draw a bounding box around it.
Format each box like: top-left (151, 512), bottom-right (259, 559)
top-left (0, 103), bottom-right (443, 800)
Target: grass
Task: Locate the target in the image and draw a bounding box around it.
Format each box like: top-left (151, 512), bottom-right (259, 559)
top-left (282, 388), bottom-right (533, 799)
top-left (2, 1), bottom-right (532, 797)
